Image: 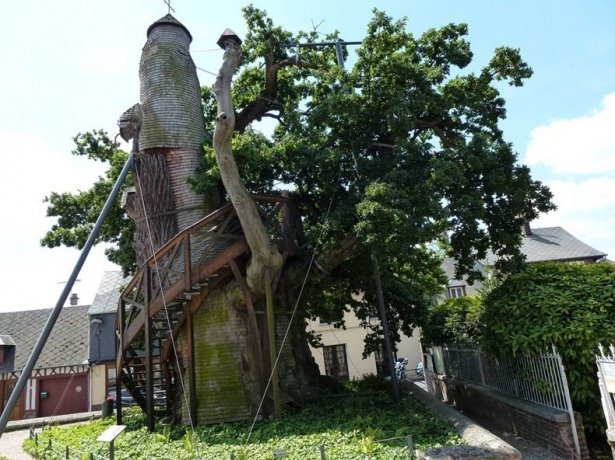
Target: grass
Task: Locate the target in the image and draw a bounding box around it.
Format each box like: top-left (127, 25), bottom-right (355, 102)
top-left (23, 381), bottom-right (463, 459)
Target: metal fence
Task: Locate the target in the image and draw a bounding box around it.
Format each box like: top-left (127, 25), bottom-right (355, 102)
top-left (596, 344), bottom-right (615, 431)
top-left (442, 345), bottom-right (571, 412)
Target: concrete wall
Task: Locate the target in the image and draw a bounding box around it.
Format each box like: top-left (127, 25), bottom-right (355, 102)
top-left (446, 380), bottom-right (590, 460)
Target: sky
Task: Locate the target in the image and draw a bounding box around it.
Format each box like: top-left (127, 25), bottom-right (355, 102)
top-left (0, 0), bottom-right (614, 312)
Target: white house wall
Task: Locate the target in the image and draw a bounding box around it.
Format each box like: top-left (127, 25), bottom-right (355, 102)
top-left (308, 310), bottom-right (423, 380)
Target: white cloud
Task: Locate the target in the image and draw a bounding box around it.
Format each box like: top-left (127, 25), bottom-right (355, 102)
top-left (525, 92), bottom-right (615, 174)
top-left (0, 131), bottom-right (119, 311)
top-left (534, 177), bottom-right (615, 259)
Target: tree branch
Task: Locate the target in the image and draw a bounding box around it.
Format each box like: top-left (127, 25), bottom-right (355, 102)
top-left (235, 55), bottom-right (319, 132)
top-left (213, 39), bottom-right (283, 294)
top-left (315, 235), bottom-right (358, 274)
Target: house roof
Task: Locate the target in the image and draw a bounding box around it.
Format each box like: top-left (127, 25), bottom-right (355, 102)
top-left (443, 226), bottom-right (607, 288)
top-left (0, 305), bottom-right (89, 372)
top-left (483, 226), bottom-right (606, 264)
top-left (441, 257), bottom-right (486, 281)
top-left (88, 270), bottom-right (128, 315)
top-left (517, 226), bottom-right (606, 263)
top-left (0, 335), bottom-right (16, 346)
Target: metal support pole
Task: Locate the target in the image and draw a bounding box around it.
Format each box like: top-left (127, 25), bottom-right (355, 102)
top-left (335, 41), bottom-right (345, 69)
top-left (319, 444), bottom-right (326, 459)
top-left (265, 269), bottom-right (281, 419)
top-left (477, 351), bottom-right (486, 385)
top-left (0, 153), bottom-right (134, 438)
top-left (110, 439), bottom-right (115, 460)
top-left (372, 254), bottom-right (400, 400)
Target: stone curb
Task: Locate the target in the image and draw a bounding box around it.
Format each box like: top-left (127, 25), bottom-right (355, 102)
top-left (408, 382), bottom-right (521, 460)
top-left (3, 411), bottom-right (102, 433)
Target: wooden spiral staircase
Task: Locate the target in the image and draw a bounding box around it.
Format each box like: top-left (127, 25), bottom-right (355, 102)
top-left (115, 195), bottom-right (290, 428)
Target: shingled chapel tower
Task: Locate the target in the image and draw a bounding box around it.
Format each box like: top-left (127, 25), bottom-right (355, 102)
top-left (120, 14), bottom-right (220, 265)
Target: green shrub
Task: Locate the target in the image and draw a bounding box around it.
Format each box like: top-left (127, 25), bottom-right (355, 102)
top-left (481, 261), bottom-right (615, 433)
top-left (422, 296), bottom-right (483, 347)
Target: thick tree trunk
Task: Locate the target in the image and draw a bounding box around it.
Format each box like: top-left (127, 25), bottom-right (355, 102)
top-left (124, 151), bottom-right (177, 266)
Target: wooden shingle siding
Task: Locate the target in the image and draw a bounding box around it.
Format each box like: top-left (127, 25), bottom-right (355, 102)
top-left (138, 16), bottom-right (208, 232)
top-left (139, 20), bottom-right (205, 150)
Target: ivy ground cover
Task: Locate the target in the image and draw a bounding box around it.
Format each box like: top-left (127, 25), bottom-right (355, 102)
top-left (23, 389), bottom-right (462, 459)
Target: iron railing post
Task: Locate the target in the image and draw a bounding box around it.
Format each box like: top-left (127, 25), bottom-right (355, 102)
top-left (552, 345), bottom-right (581, 459)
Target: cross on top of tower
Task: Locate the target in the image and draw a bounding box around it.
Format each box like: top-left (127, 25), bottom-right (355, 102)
top-left (163, 0), bottom-right (175, 14)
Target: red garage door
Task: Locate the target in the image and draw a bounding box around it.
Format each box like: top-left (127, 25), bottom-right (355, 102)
top-left (39, 374), bottom-right (88, 417)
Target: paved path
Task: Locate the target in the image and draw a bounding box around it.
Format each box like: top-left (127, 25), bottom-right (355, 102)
top-left (0, 411), bottom-right (101, 460)
top-left (410, 379), bottom-right (564, 459)
top-left (0, 429), bottom-right (33, 460)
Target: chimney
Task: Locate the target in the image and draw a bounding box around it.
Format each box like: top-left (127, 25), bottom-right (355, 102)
top-left (69, 293), bottom-right (79, 306)
top-left (522, 220), bottom-right (532, 237)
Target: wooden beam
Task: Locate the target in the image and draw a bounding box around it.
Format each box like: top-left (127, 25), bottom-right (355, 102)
top-left (265, 269), bottom-right (281, 419)
top-left (144, 268), bottom-right (155, 431)
top-left (185, 303), bottom-right (197, 425)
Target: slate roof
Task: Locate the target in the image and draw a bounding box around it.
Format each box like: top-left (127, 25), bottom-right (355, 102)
top-left (441, 257), bottom-right (484, 295)
top-left (0, 305), bottom-right (89, 372)
top-left (443, 226), bottom-right (607, 289)
top-left (0, 335), bottom-right (16, 346)
top-left (516, 226), bottom-right (606, 263)
top-left (146, 13), bottom-right (192, 41)
top-left (88, 270), bottom-right (128, 315)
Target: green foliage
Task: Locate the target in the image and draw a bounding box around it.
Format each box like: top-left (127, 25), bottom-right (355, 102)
top-left (482, 262), bottom-right (615, 433)
top-left (422, 296), bottom-right (484, 347)
top-left (24, 391), bottom-right (462, 459)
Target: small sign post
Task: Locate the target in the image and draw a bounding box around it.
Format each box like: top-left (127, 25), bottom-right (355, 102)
top-left (97, 425), bottom-right (126, 460)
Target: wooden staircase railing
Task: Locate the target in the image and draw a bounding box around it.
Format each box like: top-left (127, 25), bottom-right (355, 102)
top-left (115, 195), bottom-right (289, 426)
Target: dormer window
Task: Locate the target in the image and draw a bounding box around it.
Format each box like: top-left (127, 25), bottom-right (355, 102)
top-left (447, 285), bottom-right (466, 299)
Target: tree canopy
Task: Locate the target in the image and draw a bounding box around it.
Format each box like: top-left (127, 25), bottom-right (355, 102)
top-left (42, 7), bottom-right (553, 353)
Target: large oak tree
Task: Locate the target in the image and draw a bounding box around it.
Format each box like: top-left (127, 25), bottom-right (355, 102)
top-left (42, 7), bottom-right (553, 359)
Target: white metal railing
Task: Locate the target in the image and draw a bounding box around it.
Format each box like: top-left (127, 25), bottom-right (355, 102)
top-left (441, 344), bottom-right (580, 459)
top-left (442, 345), bottom-right (570, 411)
top-left (596, 344), bottom-right (615, 430)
